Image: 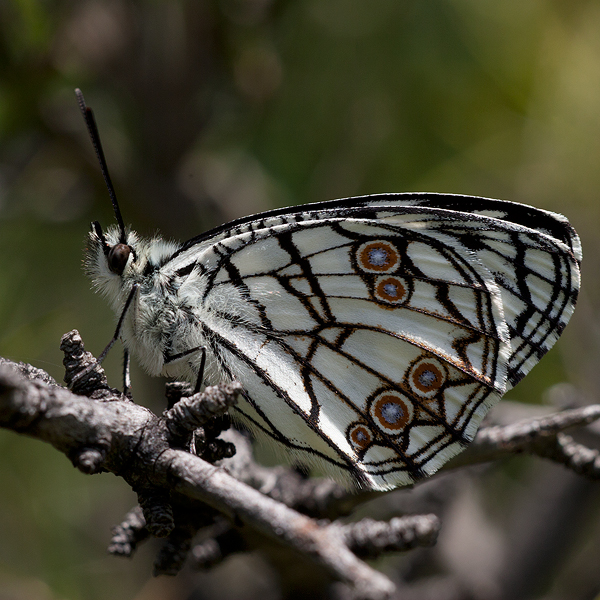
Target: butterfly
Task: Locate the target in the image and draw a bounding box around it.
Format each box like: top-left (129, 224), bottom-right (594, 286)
top-left (77, 91), bottom-right (581, 491)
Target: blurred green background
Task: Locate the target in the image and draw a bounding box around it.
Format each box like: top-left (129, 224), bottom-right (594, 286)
top-left (1, 1), bottom-right (600, 599)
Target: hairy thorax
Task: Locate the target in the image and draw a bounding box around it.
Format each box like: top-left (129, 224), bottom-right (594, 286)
top-left (122, 267), bottom-right (223, 386)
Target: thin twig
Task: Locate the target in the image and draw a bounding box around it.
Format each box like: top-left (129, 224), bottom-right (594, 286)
top-left (445, 405), bottom-right (600, 473)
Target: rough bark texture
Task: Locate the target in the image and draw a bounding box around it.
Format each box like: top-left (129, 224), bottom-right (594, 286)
top-left (1, 330), bottom-right (599, 600)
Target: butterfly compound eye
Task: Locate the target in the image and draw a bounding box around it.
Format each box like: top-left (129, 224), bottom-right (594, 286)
top-left (107, 243), bottom-right (131, 275)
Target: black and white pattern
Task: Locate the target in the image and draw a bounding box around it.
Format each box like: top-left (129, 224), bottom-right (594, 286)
top-left (87, 193), bottom-right (581, 491)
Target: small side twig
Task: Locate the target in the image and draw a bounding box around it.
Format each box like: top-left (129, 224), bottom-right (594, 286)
top-left (342, 514), bottom-right (440, 558)
top-left (61, 330), bottom-right (115, 398)
top-left (190, 522), bottom-right (248, 570)
top-left (445, 404), bottom-right (600, 475)
top-left (164, 382), bottom-right (242, 439)
top-left (531, 432), bottom-right (600, 478)
top-left (109, 506), bottom-right (148, 557)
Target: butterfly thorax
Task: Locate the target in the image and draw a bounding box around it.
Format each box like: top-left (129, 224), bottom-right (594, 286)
top-left (86, 224), bottom-right (223, 383)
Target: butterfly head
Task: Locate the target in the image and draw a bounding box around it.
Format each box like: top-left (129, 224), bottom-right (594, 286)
top-left (86, 221), bottom-right (181, 293)
top-left (90, 220), bottom-right (139, 275)
top-left (85, 222), bottom-right (141, 304)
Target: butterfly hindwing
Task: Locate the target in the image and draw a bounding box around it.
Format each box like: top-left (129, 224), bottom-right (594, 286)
top-left (152, 194), bottom-right (581, 490)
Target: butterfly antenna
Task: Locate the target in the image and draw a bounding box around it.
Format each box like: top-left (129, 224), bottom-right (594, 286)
top-left (75, 88), bottom-right (127, 243)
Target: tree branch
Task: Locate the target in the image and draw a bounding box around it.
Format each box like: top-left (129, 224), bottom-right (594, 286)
top-left (2, 329), bottom-right (600, 600)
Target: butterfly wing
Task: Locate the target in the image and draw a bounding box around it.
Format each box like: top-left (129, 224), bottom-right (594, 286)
top-left (168, 194), bottom-right (581, 490)
top-left (378, 194), bottom-right (581, 388)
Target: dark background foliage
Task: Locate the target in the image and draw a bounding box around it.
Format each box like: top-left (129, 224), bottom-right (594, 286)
top-left (1, 1), bottom-right (600, 599)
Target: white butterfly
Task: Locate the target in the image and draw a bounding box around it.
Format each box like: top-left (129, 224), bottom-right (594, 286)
top-left (78, 91), bottom-right (582, 491)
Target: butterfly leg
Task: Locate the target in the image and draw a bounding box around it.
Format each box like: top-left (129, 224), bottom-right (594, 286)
top-left (163, 346), bottom-right (207, 394)
top-left (122, 348), bottom-right (131, 396)
top-left (97, 283), bottom-right (139, 365)
top-left (194, 348), bottom-right (206, 394)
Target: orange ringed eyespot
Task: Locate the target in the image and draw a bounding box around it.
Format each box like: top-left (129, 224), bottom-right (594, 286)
top-left (375, 277), bottom-right (407, 303)
top-left (349, 424), bottom-right (372, 449)
top-left (357, 241), bottom-right (399, 273)
top-left (372, 394), bottom-right (411, 431)
top-left (412, 362), bottom-right (444, 393)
